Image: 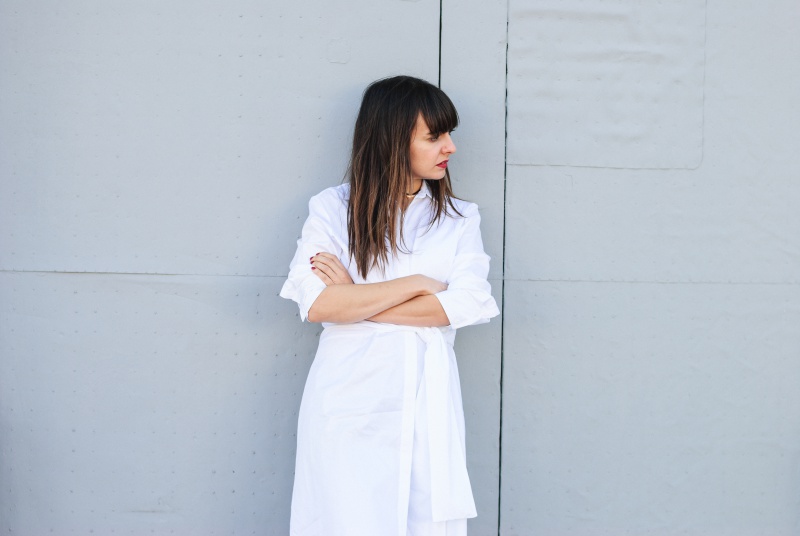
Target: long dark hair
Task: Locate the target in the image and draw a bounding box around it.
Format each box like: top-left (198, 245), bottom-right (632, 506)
top-left (347, 75), bottom-right (461, 279)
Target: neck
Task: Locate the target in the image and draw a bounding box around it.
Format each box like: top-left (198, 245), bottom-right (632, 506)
top-left (408, 179), bottom-right (422, 195)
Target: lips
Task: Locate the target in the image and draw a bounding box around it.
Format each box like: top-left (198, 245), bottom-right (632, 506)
top-left (436, 160), bottom-right (449, 169)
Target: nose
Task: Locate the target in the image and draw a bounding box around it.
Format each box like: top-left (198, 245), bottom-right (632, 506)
top-left (442, 133), bottom-right (456, 155)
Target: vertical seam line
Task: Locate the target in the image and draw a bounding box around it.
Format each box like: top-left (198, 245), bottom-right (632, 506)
top-left (498, 0), bottom-right (511, 534)
top-left (438, 0), bottom-right (443, 86)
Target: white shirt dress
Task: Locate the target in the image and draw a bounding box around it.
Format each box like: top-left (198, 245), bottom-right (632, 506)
top-left (280, 182), bottom-right (499, 536)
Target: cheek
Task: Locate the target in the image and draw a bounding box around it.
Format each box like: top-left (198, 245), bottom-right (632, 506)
top-left (409, 147), bottom-right (427, 169)
top-left (419, 148), bottom-right (435, 163)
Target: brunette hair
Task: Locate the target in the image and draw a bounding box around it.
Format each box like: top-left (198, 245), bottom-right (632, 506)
top-left (347, 75), bottom-right (461, 278)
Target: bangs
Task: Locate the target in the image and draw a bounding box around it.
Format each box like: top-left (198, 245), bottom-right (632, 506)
top-left (417, 87), bottom-right (459, 135)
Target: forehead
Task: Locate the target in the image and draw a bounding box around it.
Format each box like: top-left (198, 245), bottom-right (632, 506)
top-left (413, 113), bottom-right (431, 135)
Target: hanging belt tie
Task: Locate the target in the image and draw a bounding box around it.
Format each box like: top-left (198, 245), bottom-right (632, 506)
top-left (323, 322), bottom-right (476, 534)
top-left (414, 326), bottom-right (476, 522)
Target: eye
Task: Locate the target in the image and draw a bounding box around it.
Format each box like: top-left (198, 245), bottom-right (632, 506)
top-left (430, 134), bottom-right (439, 141)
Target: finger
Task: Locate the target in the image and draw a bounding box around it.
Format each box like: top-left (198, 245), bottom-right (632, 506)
top-left (310, 254), bottom-right (334, 271)
top-left (312, 252), bottom-right (338, 264)
top-left (310, 257), bottom-right (333, 278)
top-left (312, 258), bottom-right (337, 277)
top-left (311, 266), bottom-right (334, 285)
top-left (313, 254), bottom-right (352, 283)
top-left (313, 257), bottom-right (346, 278)
top-left (316, 264), bottom-right (347, 285)
top-left (328, 256), bottom-right (349, 272)
top-left (311, 260), bottom-right (334, 279)
top-left (312, 257), bottom-right (339, 276)
top-left (317, 252), bottom-right (344, 266)
top-left (311, 253), bottom-right (354, 285)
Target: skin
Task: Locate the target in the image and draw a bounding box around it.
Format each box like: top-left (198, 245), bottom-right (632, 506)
top-left (408, 114), bottom-right (457, 194)
top-left (306, 115), bottom-right (456, 326)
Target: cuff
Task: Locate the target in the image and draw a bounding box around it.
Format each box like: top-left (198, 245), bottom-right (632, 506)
top-left (280, 273), bottom-right (327, 322)
top-left (435, 288), bottom-right (500, 330)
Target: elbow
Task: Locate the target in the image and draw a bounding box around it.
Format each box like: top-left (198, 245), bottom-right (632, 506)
top-left (308, 303), bottom-right (337, 323)
top-left (307, 306), bottom-right (322, 323)
top-left (307, 289), bottom-right (329, 323)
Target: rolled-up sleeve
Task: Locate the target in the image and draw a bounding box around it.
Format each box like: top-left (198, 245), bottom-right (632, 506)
top-left (280, 191), bottom-right (343, 321)
top-left (435, 204), bottom-right (500, 330)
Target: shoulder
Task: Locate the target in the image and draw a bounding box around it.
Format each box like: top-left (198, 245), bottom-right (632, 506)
top-left (308, 183), bottom-right (349, 215)
top-left (311, 183), bottom-right (349, 204)
top-left (447, 197), bottom-right (480, 219)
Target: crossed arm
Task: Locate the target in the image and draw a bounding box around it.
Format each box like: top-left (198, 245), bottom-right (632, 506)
top-left (306, 253), bottom-right (451, 327)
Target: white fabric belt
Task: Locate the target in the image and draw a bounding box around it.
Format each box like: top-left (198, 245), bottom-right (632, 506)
top-left (323, 322), bottom-right (476, 533)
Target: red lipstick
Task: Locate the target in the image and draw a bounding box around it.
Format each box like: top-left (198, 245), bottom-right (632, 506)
top-left (436, 160), bottom-right (449, 169)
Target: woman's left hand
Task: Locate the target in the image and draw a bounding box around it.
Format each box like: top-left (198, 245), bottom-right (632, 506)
top-left (311, 252), bottom-right (354, 286)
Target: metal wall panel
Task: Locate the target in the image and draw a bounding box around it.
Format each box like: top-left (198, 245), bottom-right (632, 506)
top-left (0, 0), bottom-right (438, 277)
top-left (501, 281), bottom-right (800, 535)
top-left (504, 163), bottom-right (800, 284)
top-left (1, 272), bottom-right (317, 534)
top-left (507, 0), bottom-right (706, 169)
top-left (503, 0), bottom-right (799, 286)
top-left (501, 0), bottom-right (800, 534)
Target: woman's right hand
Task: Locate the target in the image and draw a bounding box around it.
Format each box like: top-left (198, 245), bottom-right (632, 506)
top-left (311, 252), bottom-right (355, 286)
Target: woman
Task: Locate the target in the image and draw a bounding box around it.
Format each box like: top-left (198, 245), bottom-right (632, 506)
top-left (280, 75), bottom-right (499, 536)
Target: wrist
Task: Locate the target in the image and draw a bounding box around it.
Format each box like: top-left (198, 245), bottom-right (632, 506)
top-left (408, 274), bottom-right (431, 297)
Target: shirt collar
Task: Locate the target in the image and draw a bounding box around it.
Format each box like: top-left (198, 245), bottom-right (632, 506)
top-left (414, 180), bottom-right (432, 200)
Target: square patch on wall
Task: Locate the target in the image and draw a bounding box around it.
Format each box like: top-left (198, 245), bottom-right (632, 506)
top-left (507, 0), bottom-right (706, 169)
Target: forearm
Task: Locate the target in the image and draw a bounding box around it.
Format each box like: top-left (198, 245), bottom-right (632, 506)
top-left (367, 295), bottom-right (450, 327)
top-left (307, 275), bottom-right (430, 323)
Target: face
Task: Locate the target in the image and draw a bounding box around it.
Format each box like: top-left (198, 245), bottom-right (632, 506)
top-left (409, 114), bottom-right (457, 183)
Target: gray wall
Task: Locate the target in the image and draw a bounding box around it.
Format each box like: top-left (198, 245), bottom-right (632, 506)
top-left (501, 0), bottom-right (800, 534)
top-left (1, 1), bottom-right (798, 535)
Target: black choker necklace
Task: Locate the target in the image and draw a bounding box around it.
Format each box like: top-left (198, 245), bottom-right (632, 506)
top-left (405, 185), bottom-right (422, 198)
